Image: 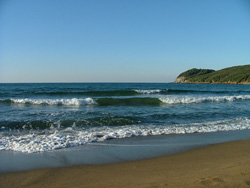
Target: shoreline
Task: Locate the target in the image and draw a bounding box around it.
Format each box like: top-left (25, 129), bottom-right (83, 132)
top-left (1, 129), bottom-right (250, 173)
top-left (1, 139), bottom-right (250, 188)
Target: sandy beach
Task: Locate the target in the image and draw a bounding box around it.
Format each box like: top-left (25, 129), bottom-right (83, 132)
top-left (1, 139), bottom-right (250, 188)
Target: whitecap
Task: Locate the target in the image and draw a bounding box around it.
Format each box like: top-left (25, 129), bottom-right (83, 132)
top-left (135, 89), bottom-right (161, 94)
top-left (10, 98), bottom-right (95, 106)
top-left (159, 95), bottom-right (250, 104)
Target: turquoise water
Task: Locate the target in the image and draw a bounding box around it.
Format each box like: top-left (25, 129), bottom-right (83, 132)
top-left (1, 83), bottom-right (250, 153)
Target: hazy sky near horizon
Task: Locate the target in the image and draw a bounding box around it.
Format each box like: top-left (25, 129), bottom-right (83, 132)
top-left (0, 0), bottom-right (250, 83)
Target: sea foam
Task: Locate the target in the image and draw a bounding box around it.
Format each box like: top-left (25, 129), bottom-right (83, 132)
top-left (135, 89), bottom-right (161, 94)
top-left (10, 98), bottom-right (95, 106)
top-left (1, 117), bottom-right (250, 153)
top-left (159, 95), bottom-right (250, 104)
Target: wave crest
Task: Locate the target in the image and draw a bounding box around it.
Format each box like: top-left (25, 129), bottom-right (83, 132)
top-left (9, 98), bottom-right (95, 106)
top-left (159, 95), bottom-right (250, 104)
top-left (1, 95), bottom-right (250, 106)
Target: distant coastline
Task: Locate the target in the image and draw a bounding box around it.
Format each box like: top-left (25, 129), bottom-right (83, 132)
top-left (175, 65), bottom-right (250, 85)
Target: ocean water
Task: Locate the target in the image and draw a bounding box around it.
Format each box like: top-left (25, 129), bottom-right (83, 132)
top-left (1, 83), bottom-right (250, 153)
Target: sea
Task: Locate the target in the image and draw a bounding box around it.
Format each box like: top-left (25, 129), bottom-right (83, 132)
top-left (1, 82), bottom-right (250, 154)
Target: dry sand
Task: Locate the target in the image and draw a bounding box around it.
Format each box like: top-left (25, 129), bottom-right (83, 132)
top-left (1, 139), bottom-right (250, 188)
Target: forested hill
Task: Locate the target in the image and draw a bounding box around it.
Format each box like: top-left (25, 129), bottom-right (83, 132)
top-left (175, 65), bottom-right (250, 84)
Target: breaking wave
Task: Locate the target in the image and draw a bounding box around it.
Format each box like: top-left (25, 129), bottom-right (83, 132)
top-left (1, 117), bottom-right (250, 153)
top-left (159, 95), bottom-right (250, 104)
top-left (0, 98), bottom-right (95, 106)
top-left (1, 94), bottom-right (250, 106)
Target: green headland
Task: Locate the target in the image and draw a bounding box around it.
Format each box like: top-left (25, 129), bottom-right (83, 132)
top-left (175, 65), bottom-right (250, 84)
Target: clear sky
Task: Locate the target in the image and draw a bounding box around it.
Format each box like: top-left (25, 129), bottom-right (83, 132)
top-left (0, 0), bottom-right (250, 83)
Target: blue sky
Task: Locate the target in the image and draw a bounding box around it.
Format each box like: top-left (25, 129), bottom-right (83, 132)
top-left (0, 0), bottom-right (250, 83)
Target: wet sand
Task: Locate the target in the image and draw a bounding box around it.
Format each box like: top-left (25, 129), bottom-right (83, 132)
top-left (1, 139), bottom-right (250, 188)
